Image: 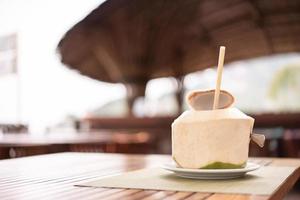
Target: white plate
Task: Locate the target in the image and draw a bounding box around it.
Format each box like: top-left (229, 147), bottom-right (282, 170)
top-left (161, 162), bottom-right (260, 180)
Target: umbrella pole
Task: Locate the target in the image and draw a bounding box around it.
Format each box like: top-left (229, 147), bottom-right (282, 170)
top-left (125, 82), bottom-right (147, 116)
top-left (175, 77), bottom-right (184, 114)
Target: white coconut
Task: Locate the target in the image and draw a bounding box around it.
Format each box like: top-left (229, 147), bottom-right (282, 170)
top-left (172, 108), bottom-right (254, 169)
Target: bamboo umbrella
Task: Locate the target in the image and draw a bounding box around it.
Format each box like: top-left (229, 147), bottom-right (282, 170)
top-left (57, 0), bottom-right (300, 114)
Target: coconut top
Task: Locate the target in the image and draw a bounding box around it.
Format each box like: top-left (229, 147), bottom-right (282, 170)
top-left (173, 107), bottom-right (254, 123)
top-left (174, 89), bottom-right (253, 123)
top-left (187, 89), bottom-right (234, 111)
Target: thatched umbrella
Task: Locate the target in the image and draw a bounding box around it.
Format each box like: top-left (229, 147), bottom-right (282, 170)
top-left (57, 0), bottom-right (300, 114)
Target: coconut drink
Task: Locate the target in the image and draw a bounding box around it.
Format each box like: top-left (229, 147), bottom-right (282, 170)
top-left (171, 47), bottom-right (265, 169)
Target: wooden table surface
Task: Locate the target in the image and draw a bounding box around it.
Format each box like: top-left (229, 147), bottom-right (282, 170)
top-left (0, 133), bottom-right (154, 159)
top-left (0, 153), bottom-right (299, 200)
top-left (0, 132), bottom-right (151, 146)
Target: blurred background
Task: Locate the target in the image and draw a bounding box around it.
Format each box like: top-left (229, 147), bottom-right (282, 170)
top-left (0, 0), bottom-right (300, 161)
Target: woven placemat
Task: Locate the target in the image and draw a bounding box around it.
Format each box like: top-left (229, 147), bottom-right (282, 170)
top-left (78, 166), bottom-right (296, 195)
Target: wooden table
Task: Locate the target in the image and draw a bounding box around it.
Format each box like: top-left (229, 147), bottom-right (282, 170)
top-left (0, 153), bottom-right (299, 200)
top-left (0, 132), bottom-right (155, 159)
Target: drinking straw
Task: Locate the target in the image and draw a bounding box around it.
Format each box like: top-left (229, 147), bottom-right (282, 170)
top-left (213, 46), bottom-right (226, 110)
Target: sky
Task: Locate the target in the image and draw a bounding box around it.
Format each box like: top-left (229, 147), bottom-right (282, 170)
top-left (0, 0), bottom-right (126, 132)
